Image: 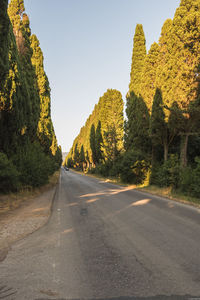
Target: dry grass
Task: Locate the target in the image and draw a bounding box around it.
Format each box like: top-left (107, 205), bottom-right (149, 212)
top-left (0, 170), bottom-right (60, 214)
top-left (138, 185), bottom-right (200, 208)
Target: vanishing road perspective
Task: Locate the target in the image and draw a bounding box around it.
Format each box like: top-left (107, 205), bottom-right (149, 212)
top-left (1, 168), bottom-right (200, 300)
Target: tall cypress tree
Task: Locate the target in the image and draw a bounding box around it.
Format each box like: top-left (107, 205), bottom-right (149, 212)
top-left (141, 42), bottom-right (159, 112)
top-left (170, 0), bottom-right (200, 167)
top-left (150, 89), bottom-right (168, 162)
top-left (30, 34), bottom-right (58, 156)
top-left (125, 24), bottom-right (148, 157)
top-left (0, 0), bottom-right (9, 91)
top-left (8, 0), bottom-right (41, 141)
top-left (0, 0), bottom-right (61, 191)
top-left (95, 120), bottom-right (103, 164)
top-left (125, 92), bottom-right (150, 154)
top-left (80, 145), bottom-right (85, 170)
top-left (156, 19), bottom-right (174, 119)
top-left (73, 143), bottom-right (80, 167)
top-left (129, 24), bottom-right (146, 96)
top-left (99, 89), bottom-right (124, 161)
top-left (155, 0), bottom-right (200, 167)
top-left (90, 124), bottom-right (97, 165)
top-left (0, 10), bottom-right (28, 155)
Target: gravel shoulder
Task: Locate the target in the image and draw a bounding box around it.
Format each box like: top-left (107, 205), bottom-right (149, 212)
top-left (0, 185), bottom-right (57, 262)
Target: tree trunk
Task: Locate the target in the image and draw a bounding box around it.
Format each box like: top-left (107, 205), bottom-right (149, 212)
top-left (180, 134), bottom-right (189, 168)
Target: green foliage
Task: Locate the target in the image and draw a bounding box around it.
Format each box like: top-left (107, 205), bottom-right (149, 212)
top-left (120, 150), bottom-right (150, 184)
top-left (0, 152), bottom-right (20, 193)
top-left (80, 145), bottom-right (85, 163)
top-left (156, 18), bottom-right (174, 119)
top-left (150, 155), bottom-right (180, 188)
top-left (129, 24), bottom-right (146, 96)
top-left (103, 125), bottom-right (119, 162)
top-left (0, 0), bottom-right (61, 193)
top-left (150, 88), bottom-right (169, 161)
top-left (79, 145), bottom-right (85, 171)
top-left (89, 124), bottom-right (97, 165)
top-left (150, 89), bottom-right (166, 145)
top-left (66, 157), bottom-right (73, 168)
top-left (52, 145), bottom-right (62, 171)
top-left (8, 0), bottom-right (40, 142)
top-left (66, 0), bottom-right (200, 195)
top-left (15, 142), bottom-right (54, 188)
top-left (179, 157), bottom-right (200, 197)
top-left (179, 166), bottom-right (193, 194)
top-left (171, 0), bottom-right (200, 111)
top-left (99, 89), bottom-right (124, 161)
top-left (124, 0), bottom-right (200, 187)
top-left (156, 1), bottom-right (200, 166)
top-left (95, 121), bottom-right (103, 164)
top-left (90, 163), bottom-right (110, 177)
top-left (73, 143), bottom-right (80, 167)
top-left (141, 42), bottom-right (159, 112)
top-left (0, 0), bottom-right (9, 90)
top-left (125, 92), bottom-right (150, 153)
top-left (187, 136), bottom-right (200, 164)
top-left (30, 34), bottom-right (59, 157)
top-left (67, 89), bottom-right (124, 169)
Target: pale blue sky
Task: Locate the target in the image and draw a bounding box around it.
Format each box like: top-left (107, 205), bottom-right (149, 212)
top-left (24, 0), bottom-right (180, 152)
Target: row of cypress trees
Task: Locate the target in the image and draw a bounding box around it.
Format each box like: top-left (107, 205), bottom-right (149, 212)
top-left (66, 89), bottom-right (124, 175)
top-left (0, 0), bottom-right (62, 193)
top-left (66, 0), bottom-right (200, 197)
top-left (124, 0), bottom-right (200, 193)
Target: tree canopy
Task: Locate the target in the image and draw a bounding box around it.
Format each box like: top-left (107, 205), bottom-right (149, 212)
top-left (0, 0), bottom-right (61, 192)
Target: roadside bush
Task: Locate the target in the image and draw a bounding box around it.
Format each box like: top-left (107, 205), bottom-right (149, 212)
top-left (14, 142), bottom-right (55, 188)
top-left (94, 163), bottom-right (110, 177)
top-left (52, 146), bottom-right (62, 172)
top-left (179, 157), bottom-right (200, 198)
top-left (0, 152), bottom-right (20, 193)
top-left (190, 157), bottom-right (200, 197)
top-left (109, 161), bottom-right (121, 177)
top-left (179, 166), bottom-right (193, 194)
top-left (87, 158), bottom-right (122, 178)
top-left (150, 162), bottom-right (169, 187)
top-left (150, 155), bottom-right (180, 188)
top-left (119, 150), bottom-right (149, 184)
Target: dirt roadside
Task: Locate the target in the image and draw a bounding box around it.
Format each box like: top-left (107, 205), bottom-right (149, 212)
top-left (0, 184), bottom-right (57, 262)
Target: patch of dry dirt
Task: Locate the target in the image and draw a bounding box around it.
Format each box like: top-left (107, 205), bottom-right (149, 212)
top-left (0, 186), bottom-right (57, 261)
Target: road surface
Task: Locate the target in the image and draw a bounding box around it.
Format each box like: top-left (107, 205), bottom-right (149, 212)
top-left (0, 168), bottom-right (200, 299)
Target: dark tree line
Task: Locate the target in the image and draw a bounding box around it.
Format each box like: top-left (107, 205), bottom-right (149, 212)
top-left (0, 0), bottom-right (62, 193)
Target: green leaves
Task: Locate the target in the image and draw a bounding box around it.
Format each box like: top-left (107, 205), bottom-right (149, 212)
top-left (95, 121), bottom-right (103, 164)
top-left (67, 89), bottom-right (124, 170)
top-left (0, 0), bottom-right (61, 192)
top-left (129, 24), bottom-right (146, 96)
top-left (90, 124), bottom-right (96, 165)
top-left (99, 89), bottom-right (124, 160)
top-left (125, 92), bottom-right (150, 154)
top-left (0, 152), bottom-right (20, 193)
top-left (0, 0), bottom-right (9, 91)
top-left (67, 0), bottom-right (200, 188)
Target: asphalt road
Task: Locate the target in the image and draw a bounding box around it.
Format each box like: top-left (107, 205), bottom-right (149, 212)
top-left (0, 168), bottom-right (200, 300)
